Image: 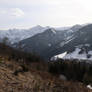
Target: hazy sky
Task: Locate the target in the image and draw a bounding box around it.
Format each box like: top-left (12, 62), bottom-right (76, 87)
top-left (0, 0), bottom-right (92, 29)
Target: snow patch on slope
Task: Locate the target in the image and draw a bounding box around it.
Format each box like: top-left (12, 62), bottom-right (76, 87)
top-left (54, 26), bottom-right (71, 31)
top-left (51, 52), bottom-right (67, 61)
top-left (60, 36), bottom-right (76, 47)
top-left (51, 47), bottom-right (92, 61)
top-left (63, 48), bottom-right (87, 60)
top-left (87, 85), bottom-right (92, 90)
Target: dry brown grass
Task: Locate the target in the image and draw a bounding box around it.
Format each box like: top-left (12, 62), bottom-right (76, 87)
top-left (0, 44), bottom-right (91, 92)
top-left (0, 57), bottom-right (91, 92)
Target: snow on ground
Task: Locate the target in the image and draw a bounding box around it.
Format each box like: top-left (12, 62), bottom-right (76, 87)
top-left (60, 42), bottom-right (65, 47)
top-left (48, 44), bottom-right (52, 47)
top-left (60, 36), bottom-right (76, 47)
top-left (89, 51), bottom-right (92, 55)
top-left (66, 29), bottom-right (73, 33)
top-left (65, 37), bottom-right (75, 44)
top-left (75, 44), bottom-right (90, 48)
top-left (54, 26), bottom-right (71, 31)
top-left (65, 35), bottom-right (74, 40)
top-left (51, 47), bottom-right (92, 61)
top-left (85, 44), bottom-right (90, 47)
top-left (51, 52), bottom-right (67, 61)
top-left (64, 48), bottom-right (92, 60)
top-left (87, 85), bottom-right (92, 90)
top-left (50, 29), bottom-right (56, 34)
top-left (63, 48), bottom-right (87, 60)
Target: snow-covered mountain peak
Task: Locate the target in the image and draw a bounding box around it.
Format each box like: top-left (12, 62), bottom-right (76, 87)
top-left (0, 25), bottom-right (47, 44)
top-left (54, 26), bottom-right (71, 31)
top-left (43, 28), bottom-right (57, 35)
top-left (50, 28), bottom-right (56, 34)
top-left (29, 25), bottom-right (44, 31)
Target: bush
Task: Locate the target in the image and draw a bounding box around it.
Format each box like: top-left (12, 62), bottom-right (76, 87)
top-left (48, 59), bottom-right (92, 84)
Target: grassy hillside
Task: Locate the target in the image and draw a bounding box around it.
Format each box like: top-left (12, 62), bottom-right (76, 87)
top-left (0, 43), bottom-right (91, 92)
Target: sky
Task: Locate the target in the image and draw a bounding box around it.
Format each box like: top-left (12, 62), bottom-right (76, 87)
top-left (0, 0), bottom-right (92, 29)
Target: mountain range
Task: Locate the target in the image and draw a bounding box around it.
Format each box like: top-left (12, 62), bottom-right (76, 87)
top-left (0, 25), bottom-right (48, 44)
top-left (13, 24), bottom-right (84, 60)
top-left (1, 24), bottom-right (92, 60)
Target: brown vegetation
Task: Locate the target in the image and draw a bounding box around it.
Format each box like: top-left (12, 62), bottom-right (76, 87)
top-left (0, 57), bottom-right (90, 92)
top-left (0, 43), bottom-right (91, 92)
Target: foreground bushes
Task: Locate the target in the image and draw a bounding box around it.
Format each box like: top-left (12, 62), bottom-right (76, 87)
top-left (48, 59), bottom-right (92, 84)
top-left (0, 43), bottom-right (42, 63)
top-left (1, 43), bottom-right (92, 85)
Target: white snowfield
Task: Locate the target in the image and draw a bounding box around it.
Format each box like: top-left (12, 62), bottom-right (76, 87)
top-left (51, 52), bottom-right (67, 61)
top-left (51, 48), bottom-right (92, 61)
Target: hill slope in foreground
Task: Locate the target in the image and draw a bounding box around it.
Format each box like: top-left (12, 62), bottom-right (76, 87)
top-left (0, 44), bottom-right (91, 92)
top-left (0, 57), bottom-right (90, 92)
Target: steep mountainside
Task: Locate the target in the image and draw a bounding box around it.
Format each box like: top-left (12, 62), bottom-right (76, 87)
top-left (1, 24), bottom-right (91, 60)
top-left (51, 24), bottom-right (92, 60)
top-left (0, 24), bottom-right (82, 44)
top-left (14, 24), bottom-right (83, 60)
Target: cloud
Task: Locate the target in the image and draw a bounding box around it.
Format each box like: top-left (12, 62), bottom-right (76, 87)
top-left (0, 8), bottom-right (24, 17)
top-left (0, 0), bottom-right (92, 29)
top-left (0, 8), bottom-right (7, 14)
top-left (10, 8), bottom-right (24, 17)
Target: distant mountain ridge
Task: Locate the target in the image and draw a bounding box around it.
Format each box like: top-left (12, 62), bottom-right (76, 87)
top-left (1, 23), bottom-right (92, 60)
top-left (0, 25), bottom-right (47, 44)
top-left (51, 24), bottom-right (92, 60)
top-left (14, 24), bottom-right (84, 60)
top-left (0, 24), bottom-right (82, 44)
